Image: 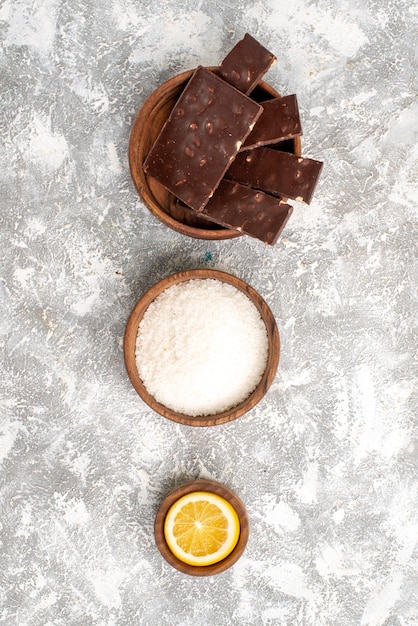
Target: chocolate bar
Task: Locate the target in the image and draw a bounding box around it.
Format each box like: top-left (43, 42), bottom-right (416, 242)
top-left (177, 180), bottom-right (293, 245)
top-left (143, 66), bottom-right (262, 212)
top-left (217, 33), bottom-right (276, 94)
top-left (225, 147), bottom-right (323, 204)
top-left (202, 180), bottom-right (293, 244)
top-left (241, 95), bottom-right (302, 150)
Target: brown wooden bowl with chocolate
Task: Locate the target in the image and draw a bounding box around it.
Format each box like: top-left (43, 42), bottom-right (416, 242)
top-left (129, 68), bottom-right (302, 240)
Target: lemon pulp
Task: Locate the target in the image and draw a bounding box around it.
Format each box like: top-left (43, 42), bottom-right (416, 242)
top-left (164, 491), bottom-right (241, 566)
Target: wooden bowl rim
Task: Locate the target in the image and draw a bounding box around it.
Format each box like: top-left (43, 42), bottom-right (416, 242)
top-left (123, 268), bottom-right (280, 427)
top-left (128, 67), bottom-right (302, 240)
top-left (154, 479), bottom-right (249, 576)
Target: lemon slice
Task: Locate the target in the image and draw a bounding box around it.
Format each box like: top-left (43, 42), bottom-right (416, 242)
top-left (164, 491), bottom-right (241, 566)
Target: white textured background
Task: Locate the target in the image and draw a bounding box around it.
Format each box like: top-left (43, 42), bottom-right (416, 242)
top-left (1, 1), bottom-right (417, 624)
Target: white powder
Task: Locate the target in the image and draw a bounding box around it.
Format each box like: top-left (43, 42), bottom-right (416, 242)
top-left (135, 279), bottom-right (269, 416)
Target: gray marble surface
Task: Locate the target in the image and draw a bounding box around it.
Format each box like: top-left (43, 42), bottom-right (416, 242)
top-left (1, 1), bottom-right (417, 624)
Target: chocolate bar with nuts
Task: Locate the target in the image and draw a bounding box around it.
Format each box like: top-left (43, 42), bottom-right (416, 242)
top-left (217, 33), bottom-right (276, 94)
top-left (177, 180), bottom-right (293, 245)
top-left (241, 95), bottom-right (302, 150)
top-left (143, 66), bottom-right (262, 212)
top-left (225, 147), bottom-right (323, 204)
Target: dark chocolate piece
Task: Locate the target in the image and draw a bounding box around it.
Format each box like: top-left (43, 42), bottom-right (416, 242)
top-left (202, 180), bottom-right (293, 244)
top-left (225, 147), bottom-right (323, 204)
top-left (143, 66), bottom-right (262, 212)
top-left (241, 95), bottom-right (302, 150)
top-left (217, 33), bottom-right (276, 94)
top-left (177, 180), bottom-right (293, 245)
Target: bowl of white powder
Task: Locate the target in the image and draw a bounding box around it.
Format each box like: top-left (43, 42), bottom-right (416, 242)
top-left (124, 269), bottom-right (280, 426)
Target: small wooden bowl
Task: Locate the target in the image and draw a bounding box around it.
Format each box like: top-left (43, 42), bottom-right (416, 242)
top-left (154, 479), bottom-right (249, 576)
top-left (129, 68), bottom-right (302, 240)
top-left (123, 269), bottom-right (280, 427)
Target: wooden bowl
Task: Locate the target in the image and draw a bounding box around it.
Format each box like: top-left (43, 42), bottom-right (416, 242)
top-left (129, 68), bottom-right (302, 240)
top-left (154, 479), bottom-right (249, 576)
top-left (124, 269), bottom-right (280, 427)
